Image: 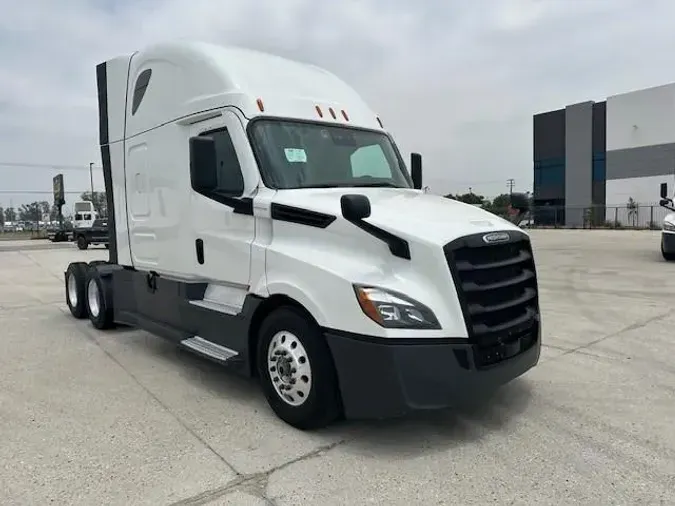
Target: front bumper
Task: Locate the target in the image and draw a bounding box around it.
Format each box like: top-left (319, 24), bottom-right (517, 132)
top-left (324, 321), bottom-right (541, 419)
top-left (662, 231), bottom-right (675, 253)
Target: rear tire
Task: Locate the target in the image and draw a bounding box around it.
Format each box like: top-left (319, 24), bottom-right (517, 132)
top-left (256, 307), bottom-right (342, 430)
top-left (65, 262), bottom-right (88, 319)
top-left (85, 268), bottom-right (115, 330)
top-left (76, 235), bottom-right (89, 250)
top-left (662, 243), bottom-right (675, 261)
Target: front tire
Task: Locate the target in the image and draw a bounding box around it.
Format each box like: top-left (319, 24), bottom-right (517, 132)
top-left (662, 243), bottom-right (675, 261)
top-left (256, 307), bottom-right (342, 430)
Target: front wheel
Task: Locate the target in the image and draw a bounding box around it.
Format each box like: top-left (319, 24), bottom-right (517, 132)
top-left (256, 307), bottom-right (342, 430)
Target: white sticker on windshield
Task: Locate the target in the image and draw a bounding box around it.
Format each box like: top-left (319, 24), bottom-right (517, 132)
top-left (284, 148), bottom-right (307, 163)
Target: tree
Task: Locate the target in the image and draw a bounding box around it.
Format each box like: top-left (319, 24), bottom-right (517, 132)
top-left (49, 204), bottom-right (60, 221)
top-left (18, 201), bottom-right (47, 222)
top-left (481, 193), bottom-right (512, 215)
top-left (80, 191), bottom-right (107, 216)
top-left (445, 192), bottom-right (485, 205)
top-left (491, 193), bottom-right (512, 210)
top-left (627, 197), bottom-right (638, 227)
top-left (4, 207), bottom-right (16, 223)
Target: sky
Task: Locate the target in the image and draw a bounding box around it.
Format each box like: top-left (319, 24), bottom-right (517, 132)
top-left (2, 0), bottom-right (675, 213)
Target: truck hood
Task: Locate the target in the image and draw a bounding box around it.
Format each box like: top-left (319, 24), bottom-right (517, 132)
top-left (271, 187), bottom-right (523, 245)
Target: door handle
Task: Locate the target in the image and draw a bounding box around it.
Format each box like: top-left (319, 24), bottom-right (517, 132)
top-left (195, 239), bottom-right (204, 264)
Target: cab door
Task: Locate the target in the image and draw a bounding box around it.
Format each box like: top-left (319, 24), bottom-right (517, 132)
top-left (188, 110), bottom-right (257, 289)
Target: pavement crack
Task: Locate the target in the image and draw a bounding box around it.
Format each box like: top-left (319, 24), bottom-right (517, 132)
top-left (17, 250), bottom-right (64, 283)
top-left (60, 302), bottom-right (349, 506)
top-left (170, 438), bottom-right (347, 506)
top-left (551, 310), bottom-right (670, 361)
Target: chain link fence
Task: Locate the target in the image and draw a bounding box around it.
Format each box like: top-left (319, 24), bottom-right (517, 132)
top-left (491, 203), bottom-right (671, 230)
top-left (2, 199), bottom-right (672, 240)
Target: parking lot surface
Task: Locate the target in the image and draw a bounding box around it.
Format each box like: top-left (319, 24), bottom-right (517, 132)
top-left (1, 230), bottom-right (674, 505)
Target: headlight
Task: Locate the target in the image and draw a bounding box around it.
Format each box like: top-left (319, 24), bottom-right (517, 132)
top-left (663, 222), bottom-right (675, 232)
top-left (353, 285), bottom-right (441, 329)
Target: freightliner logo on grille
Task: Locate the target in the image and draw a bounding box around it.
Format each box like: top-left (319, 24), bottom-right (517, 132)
top-left (482, 231), bottom-right (510, 244)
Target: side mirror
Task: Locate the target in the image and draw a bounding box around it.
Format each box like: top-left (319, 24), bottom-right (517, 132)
top-left (660, 199), bottom-right (673, 208)
top-left (410, 153), bottom-right (423, 190)
top-left (341, 194), bottom-right (371, 221)
top-left (661, 182), bottom-right (668, 199)
top-left (189, 136), bottom-right (218, 193)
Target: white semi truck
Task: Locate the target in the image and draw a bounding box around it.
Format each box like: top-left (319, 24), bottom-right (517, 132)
top-left (64, 41), bottom-right (542, 429)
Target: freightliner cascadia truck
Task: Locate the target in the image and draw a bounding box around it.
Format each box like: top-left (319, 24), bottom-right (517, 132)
top-left (63, 41), bottom-right (542, 430)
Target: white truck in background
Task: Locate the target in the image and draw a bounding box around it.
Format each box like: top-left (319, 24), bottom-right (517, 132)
top-left (73, 201), bottom-right (97, 228)
top-left (659, 182), bottom-right (675, 260)
top-left (63, 41), bottom-right (541, 430)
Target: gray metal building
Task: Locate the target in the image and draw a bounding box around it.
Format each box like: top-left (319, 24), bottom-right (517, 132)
top-left (533, 82), bottom-right (675, 227)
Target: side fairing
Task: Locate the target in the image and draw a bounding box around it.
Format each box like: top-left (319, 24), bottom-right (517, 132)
top-left (96, 56), bottom-right (133, 266)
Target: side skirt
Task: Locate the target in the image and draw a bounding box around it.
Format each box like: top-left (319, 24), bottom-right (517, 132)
top-left (106, 266), bottom-right (263, 376)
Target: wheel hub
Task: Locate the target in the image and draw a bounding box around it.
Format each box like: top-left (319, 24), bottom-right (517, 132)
top-left (87, 279), bottom-right (100, 318)
top-left (67, 273), bottom-right (78, 306)
top-left (267, 331), bottom-right (312, 407)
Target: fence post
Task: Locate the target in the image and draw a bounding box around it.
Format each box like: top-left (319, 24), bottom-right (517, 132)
top-left (651, 205), bottom-right (654, 229)
top-left (614, 207), bottom-right (618, 228)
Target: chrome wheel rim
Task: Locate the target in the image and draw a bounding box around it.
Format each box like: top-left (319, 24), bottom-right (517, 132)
top-left (267, 331), bottom-right (312, 406)
top-left (67, 273), bottom-right (78, 307)
top-left (87, 279), bottom-right (100, 318)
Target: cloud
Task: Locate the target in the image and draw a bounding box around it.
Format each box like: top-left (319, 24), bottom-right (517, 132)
top-left (1, 0), bottom-right (675, 210)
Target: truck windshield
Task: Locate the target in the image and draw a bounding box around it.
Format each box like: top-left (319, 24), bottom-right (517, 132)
top-left (249, 119), bottom-right (412, 189)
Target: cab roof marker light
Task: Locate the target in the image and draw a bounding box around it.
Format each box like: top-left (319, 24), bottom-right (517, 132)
top-left (341, 109), bottom-right (349, 121)
top-left (315, 105), bottom-right (323, 117)
top-left (329, 107), bottom-right (337, 119)
top-left (256, 98), bottom-right (265, 112)
top-left (376, 116), bottom-right (383, 128)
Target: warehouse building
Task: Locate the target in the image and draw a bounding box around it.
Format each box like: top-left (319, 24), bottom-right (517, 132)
top-left (533, 82), bottom-right (675, 227)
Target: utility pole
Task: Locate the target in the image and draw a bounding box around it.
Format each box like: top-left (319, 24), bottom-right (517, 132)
top-left (507, 178), bottom-right (515, 196)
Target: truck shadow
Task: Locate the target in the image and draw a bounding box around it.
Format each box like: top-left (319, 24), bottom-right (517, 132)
top-left (335, 380), bottom-right (534, 459)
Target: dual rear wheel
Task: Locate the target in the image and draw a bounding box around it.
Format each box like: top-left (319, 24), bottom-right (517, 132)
top-left (65, 262), bottom-right (114, 329)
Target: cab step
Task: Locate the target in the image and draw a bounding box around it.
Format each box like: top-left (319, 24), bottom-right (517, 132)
top-left (180, 336), bottom-right (239, 363)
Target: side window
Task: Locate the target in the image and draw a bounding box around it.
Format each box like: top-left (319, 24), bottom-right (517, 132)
top-left (198, 128), bottom-right (245, 194)
top-left (132, 69), bottom-right (152, 115)
top-left (350, 144), bottom-right (392, 178)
